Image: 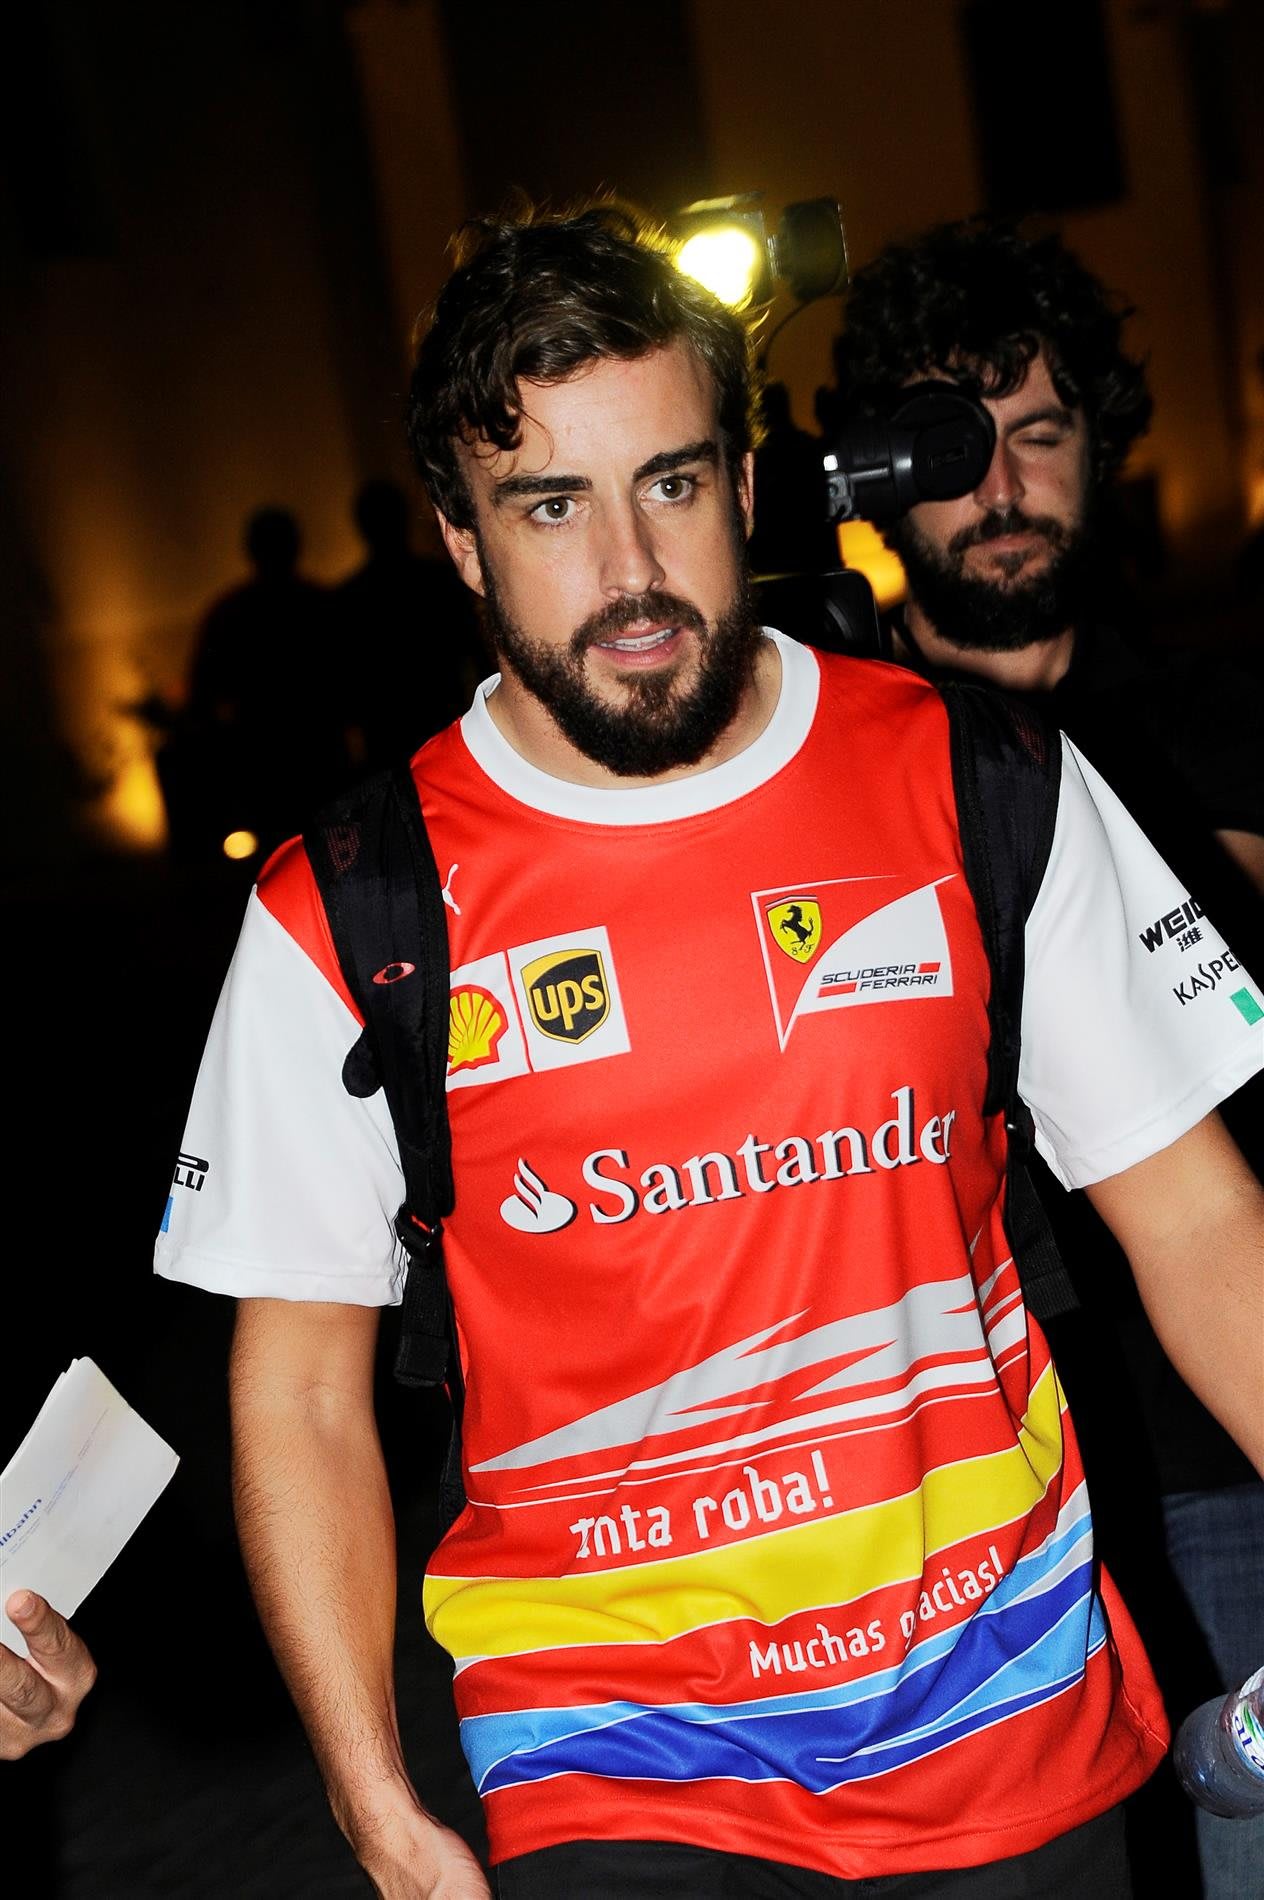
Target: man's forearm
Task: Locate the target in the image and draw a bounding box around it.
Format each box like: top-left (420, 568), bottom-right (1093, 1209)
top-left (229, 1301), bottom-right (451, 1887)
top-left (1086, 1112), bottom-right (1264, 1476)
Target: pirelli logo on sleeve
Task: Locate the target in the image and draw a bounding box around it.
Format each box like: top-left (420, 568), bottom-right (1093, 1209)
top-left (447, 927), bottom-right (630, 1089)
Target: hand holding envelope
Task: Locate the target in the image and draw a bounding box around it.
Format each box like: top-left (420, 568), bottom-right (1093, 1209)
top-left (0, 1359), bottom-right (178, 1758)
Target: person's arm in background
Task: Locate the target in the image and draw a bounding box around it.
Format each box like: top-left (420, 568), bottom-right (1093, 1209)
top-left (1215, 828), bottom-right (1264, 898)
top-left (230, 1298), bottom-right (489, 1900)
top-left (0, 1591), bottom-right (96, 1758)
top-left (1086, 1109), bottom-right (1264, 1476)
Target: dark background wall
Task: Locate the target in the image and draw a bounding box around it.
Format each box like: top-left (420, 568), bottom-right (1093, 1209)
top-left (1, 0), bottom-right (1262, 875)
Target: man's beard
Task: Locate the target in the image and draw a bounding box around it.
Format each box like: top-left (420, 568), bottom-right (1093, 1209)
top-left (887, 504), bottom-right (1096, 653)
top-left (480, 557), bottom-right (763, 779)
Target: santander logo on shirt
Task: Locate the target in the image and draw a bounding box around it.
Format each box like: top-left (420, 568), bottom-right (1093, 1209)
top-left (496, 1083), bottom-right (958, 1233)
top-left (500, 1159), bottom-right (578, 1233)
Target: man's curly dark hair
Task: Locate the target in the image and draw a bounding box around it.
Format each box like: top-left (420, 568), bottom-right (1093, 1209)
top-left (832, 219), bottom-right (1152, 484)
top-left (406, 197), bottom-right (762, 531)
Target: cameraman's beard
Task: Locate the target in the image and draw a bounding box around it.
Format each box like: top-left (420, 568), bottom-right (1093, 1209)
top-left (888, 505), bottom-right (1095, 653)
top-left (479, 555), bottom-right (763, 779)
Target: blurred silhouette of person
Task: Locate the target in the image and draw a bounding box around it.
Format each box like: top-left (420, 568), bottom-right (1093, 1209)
top-left (183, 506), bottom-right (347, 850)
top-left (334, 478), bottom-right (483, 772)
top-left (747, 384), bottom-right (835, 578)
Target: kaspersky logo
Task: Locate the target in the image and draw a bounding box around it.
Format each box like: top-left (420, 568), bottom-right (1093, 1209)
top-left (754, 875), bottom-right (956, 1048)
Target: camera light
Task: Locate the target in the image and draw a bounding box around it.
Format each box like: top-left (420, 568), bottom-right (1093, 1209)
top-left (671, 193), bottom-right (846, 329)
top-left (676, 225), bottom-right (766, 309)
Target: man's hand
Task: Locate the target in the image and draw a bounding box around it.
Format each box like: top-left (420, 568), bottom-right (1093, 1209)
top-left (0, 1590), bottom-right (96, 1758)
top-left (360, 1813), bottom-right (491, 1898)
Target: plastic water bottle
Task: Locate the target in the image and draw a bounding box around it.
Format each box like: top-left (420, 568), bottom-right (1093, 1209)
top-left (1173, 1664), bottom-right (1264, 1819)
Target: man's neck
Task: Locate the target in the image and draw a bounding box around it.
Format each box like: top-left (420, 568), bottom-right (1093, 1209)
top-left (898, 600), bottom-right (1076, 692)
top-left (486, 636), bottom-right (783, 788)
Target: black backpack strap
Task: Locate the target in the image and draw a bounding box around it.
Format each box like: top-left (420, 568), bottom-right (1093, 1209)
top-left (939, 681), bottom-right (1078, 1323)
top-left (303, 765), bottom-right (459, 1397)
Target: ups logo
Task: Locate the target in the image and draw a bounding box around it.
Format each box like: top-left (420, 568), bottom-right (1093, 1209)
top-left (522, 947), bottom-right (610, 1042)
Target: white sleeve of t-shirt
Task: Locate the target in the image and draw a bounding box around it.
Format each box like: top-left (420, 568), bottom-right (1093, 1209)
top-left (1020, 737), bottom-right (1264, 1190)
top-left (153, 892), bottom-right (407, 1304)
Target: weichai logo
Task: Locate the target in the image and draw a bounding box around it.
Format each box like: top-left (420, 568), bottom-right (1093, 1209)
top-left (1138, 895), bottom-right (1204, 954)
top-left (522, 947), bottom-right (610, 1043)
top-left (448, 985), bottom-right (506, 1074)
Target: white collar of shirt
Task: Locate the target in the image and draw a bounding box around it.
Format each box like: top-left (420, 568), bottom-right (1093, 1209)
top-left (457, 628), bottom-right (819, 827)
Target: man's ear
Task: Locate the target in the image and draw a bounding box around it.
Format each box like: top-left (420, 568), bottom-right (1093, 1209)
top-left (736, 451), bottom-right (756, 540)
top-left (436, 509), bottom-right (486, 597)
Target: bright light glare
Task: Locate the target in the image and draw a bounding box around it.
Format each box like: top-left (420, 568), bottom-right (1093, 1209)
top-left (222, 829), bottom-right (259, 861)
top-left (676, 227), bottom-right (763, 308)
top-left (837, 520), bottom-right (908, 611)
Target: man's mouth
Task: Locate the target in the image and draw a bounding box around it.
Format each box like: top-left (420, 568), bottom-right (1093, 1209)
top-left (955, 513), bottom-right (1064, 561)
top-left (588, 622), bottom-right (691, 669)
top-left (596, 626), bottom-right (680, 652)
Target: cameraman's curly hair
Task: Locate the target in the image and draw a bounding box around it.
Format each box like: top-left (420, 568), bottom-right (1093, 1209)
top-left (833, 218), bottom-right (1151, 483)
top-left (407, 197), bottom-right (762, 530)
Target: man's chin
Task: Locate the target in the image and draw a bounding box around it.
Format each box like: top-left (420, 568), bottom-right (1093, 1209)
top-left (963, 547), bottom-right (1054, 587)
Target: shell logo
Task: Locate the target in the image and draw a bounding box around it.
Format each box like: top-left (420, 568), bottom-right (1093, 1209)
top-left (448, 984), bottom-right (507, 1074)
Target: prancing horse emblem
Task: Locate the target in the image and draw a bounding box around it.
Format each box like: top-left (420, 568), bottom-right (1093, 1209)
top-left (766, 898), bottom-right (822, 964)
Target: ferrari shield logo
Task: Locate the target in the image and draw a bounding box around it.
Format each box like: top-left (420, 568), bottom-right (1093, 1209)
top-left (766, 898), bottom-right (822, 963)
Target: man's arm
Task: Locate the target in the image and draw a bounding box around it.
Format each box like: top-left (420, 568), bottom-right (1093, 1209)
top-left (1085, 1109), bottom-right (1264, 1475)
top-left (1215, 827), bottom-right (1264, 898)
top-left (0, 1592), bottom-right (96, 1758)
top-left (229, 1299), bottom-right (488, 1899)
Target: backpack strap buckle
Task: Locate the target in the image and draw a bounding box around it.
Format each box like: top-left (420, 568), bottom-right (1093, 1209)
top-left (392, 1202), bottom-right (451, 1387)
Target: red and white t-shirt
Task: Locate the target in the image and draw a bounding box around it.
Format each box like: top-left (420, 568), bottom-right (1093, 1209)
top-left (156, 634), bottom-right (1263, 1877)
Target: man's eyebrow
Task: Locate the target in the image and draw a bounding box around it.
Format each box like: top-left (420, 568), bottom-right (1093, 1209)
top-left (633, 439), bottom-right (719, 482)
top-left (1004, 403), bottom-right (1076, 436)
top-left (491, 471), bottom-right (592, 507)
top-left (490, 438), bottom-right (721, 508)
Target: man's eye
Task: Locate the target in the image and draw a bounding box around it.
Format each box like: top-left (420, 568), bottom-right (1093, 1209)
top-left (648, 473), bottom-right (696, 502)
top-left (531, 496), bottom-right (575, 523)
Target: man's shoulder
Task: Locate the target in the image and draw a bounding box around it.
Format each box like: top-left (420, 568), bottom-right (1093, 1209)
top-left (256, 831), bottom-right (312, 914)
top-left (812, 642), bottom-right (944, 715)
top-left (253, 832), bottom-right (356, 1010)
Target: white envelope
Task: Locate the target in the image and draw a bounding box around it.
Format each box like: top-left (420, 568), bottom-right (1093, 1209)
top-left (0, 1358), bottom-right (179, 1656)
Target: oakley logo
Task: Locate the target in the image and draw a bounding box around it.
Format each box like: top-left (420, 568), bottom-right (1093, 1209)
top-left (372, 961), bottom-right (416, 985)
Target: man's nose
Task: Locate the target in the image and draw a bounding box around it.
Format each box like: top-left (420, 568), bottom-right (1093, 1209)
top-left (973, 438), bottom-right (1024, 513)
top-left (598, 502), bottom-right (666, 597)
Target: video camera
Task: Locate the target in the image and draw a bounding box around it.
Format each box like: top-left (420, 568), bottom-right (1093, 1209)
top-left (754, 381), bottom-right (996, 659)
